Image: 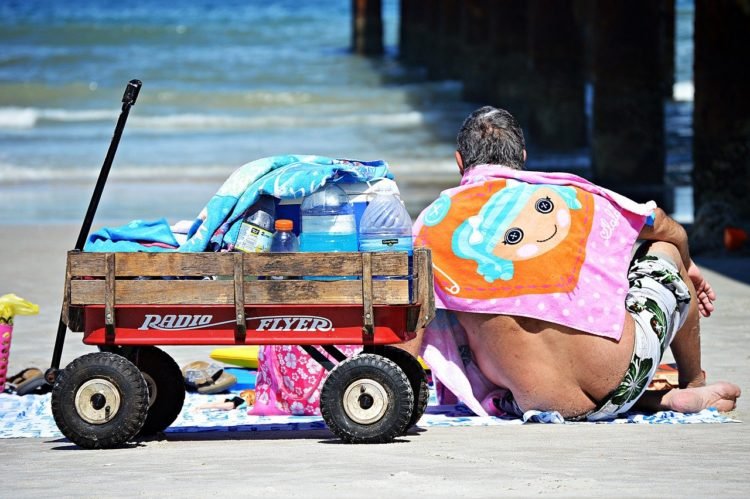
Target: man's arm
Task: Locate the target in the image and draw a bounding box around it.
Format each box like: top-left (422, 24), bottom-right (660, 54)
top-left (638, 207), bottom-right (716, 317)
top-left (638, 207), bottom-right (690, 267)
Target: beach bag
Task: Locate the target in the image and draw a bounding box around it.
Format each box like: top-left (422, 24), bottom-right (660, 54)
top-left (250, 344), bottom-right (361, 416)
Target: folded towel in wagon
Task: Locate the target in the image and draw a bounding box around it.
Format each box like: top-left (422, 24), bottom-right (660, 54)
top-left (84, 154), bottom-right (392, 252)
top-left (85, 218), bottom-right (180, 252)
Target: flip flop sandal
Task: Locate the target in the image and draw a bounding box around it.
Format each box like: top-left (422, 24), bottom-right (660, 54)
top-left (4, 367), bottom-right (49, 395)
top-left (16, 374), bottom-right (51, 396)
top-left (198, 371), bottom-right (237, 394)
top-left (6, 367), bottom-right (42, 386)
top-left (182, 360), bottom-right (222, 388)
top-left (647, 363), bottom-right (707, 391)
top-left (181, 361), bottom-right (237, 394)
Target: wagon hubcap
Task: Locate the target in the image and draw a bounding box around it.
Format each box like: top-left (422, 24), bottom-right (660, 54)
top-left (343, 379), bottom-right (388, 424)
top-left (75, 379), bottom-right (121, 424)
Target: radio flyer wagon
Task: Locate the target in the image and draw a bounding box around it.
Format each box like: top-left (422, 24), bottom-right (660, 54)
top-left (45, 81), bottom-right (435, 449)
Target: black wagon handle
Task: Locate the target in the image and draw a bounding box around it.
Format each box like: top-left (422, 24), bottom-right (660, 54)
top-left (47, 79), bottom-right (142, 382)
top-left (74, 79), bottom-right (142, 250)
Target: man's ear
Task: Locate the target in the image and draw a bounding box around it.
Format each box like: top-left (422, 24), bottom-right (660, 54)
top-left (455, 150), bottom-right (465, 174)
top-left (523, 149), bottom-right (527, 163)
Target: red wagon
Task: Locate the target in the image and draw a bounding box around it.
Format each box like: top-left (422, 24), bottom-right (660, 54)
top-left (44, 80), bottom-right (434, 448)
top-left (51, 247), bottom-right (434, 448)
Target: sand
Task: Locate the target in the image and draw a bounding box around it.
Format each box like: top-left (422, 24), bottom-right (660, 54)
top-left (1, 223), bottom-right (749, 497)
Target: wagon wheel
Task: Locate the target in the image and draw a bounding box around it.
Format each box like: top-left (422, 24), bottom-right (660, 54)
top-left (51, 352), bottom-right (148, 449)
top-left (320, 353), bottom-right (413, 444)
top-left (378, 346), bottom-right (429, 433)
top-left (127, 347), bottom-right (185, 436)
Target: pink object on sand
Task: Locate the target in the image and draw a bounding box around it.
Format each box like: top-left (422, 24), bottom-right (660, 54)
top-left (0, 324), bottom-right (13, 387)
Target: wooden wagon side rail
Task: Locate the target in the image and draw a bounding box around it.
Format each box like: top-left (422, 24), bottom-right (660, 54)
top-left (63, 248), bottom-right (434, 337)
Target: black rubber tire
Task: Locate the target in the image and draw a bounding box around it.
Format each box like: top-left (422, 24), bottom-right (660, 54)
top-left (51, 352), bottom-right (148, 449)
top-left (320, 353), bottom-right (413, 444)
top-left (378, 346), bottom-right (429, 433)
top-left (126, 347), bottom-right (186, 436)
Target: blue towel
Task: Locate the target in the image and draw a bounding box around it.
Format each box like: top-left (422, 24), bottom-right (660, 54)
top-left (85, 218), bottom-right (179, 252)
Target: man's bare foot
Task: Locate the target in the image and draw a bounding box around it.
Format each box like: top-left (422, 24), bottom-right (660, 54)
top-left (662, 382), bottom-right (741, 413)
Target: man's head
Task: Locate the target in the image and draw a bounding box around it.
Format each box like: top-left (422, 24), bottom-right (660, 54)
top-left (456, 106), bottom-right (526, 173)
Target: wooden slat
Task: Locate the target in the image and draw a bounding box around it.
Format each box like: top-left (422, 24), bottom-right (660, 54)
top-left (62, 251), bottom-right (74, 326)
top-left (233, 253), bottom-right (246, 343)
top-left (70, 279), bottom-right (410, 305)
top-left (71, 280), bottom-right (234, 305)
top-left (69, 252), bottom-right (235, 277)
top-left (104, 253), bottom-right (116, 340)
top-left (244, 252), bottom-right (408, 277)
top-left (244, 280), bottom-right (410, 305)
top-left (68, 251), bottom-right (106, 276)
top-left (67, 251), bottom-right (409, 278)
top-left (115, 252), bottom-right (235, 277)
top-left (414, 247), bottom-right (435, 329)
top-left (361, 253), bottom-right (374, 337)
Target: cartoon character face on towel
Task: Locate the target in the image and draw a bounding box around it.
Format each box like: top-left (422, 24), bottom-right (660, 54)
top-left (416, 178), bottom-right (594, 299)
top-left (453, 180), bottom-right (582, 282)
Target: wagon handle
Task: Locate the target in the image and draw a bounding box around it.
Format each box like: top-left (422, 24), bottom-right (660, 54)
top-left (46, 79), bottom-right (142, 384)
top-left (74, 79), bottom-right (142, 250)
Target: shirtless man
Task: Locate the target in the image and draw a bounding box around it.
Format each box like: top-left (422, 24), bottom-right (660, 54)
top-left (406, 106), bottom-right (740, 420)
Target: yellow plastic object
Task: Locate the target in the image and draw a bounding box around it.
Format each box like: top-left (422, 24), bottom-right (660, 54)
top-left (209, 345), bottom-right (260, 369)
top-left (210, 345), bottom-right (430, 371)
top-left (0, 294), bottom-right (39, 324)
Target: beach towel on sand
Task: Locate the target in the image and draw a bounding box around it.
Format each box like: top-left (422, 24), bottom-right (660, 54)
top-left (413, 165), bottom-right (657, 416)
top-left (85, 154), bottom-right (392, 252)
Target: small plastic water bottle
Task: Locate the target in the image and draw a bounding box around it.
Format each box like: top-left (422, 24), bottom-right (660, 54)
top-left (270, 219), bottom-right (299, 280)
top-left (235, 195), bottom-right (275, 253)
top-left (359, 192), bottom-right (413, 280)
top-left (270, 219), bottom-right (299, 253)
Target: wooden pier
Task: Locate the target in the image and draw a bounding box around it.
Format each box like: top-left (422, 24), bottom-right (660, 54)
top-left (351, 0), bottom-right (750, 230)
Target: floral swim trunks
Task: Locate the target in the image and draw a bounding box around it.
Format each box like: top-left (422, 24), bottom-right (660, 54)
top-left (583, 253), bottom-right (691, 421)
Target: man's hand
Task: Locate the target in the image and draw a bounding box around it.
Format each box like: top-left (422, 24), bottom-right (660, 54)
top-left (687, 260), bottom-right (716, 317)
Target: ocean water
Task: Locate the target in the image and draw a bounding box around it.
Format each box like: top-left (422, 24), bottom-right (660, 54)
top-left (0, 0), bottom-right (695, 226)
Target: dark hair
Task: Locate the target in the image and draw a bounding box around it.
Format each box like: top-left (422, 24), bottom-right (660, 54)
top-left (456, 106), bottom-right (526, 170)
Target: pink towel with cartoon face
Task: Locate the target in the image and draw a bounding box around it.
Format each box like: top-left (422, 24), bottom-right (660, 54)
top-left (414, 165), bottom-right (656, 340)
top-left (412, 165), bottom-right (656, 416)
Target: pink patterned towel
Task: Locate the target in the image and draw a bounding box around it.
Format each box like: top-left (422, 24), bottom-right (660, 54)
top-left (413, 165), bottom-right (655, 340)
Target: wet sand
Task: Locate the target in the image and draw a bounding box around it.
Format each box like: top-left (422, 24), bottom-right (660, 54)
top-left (1, 223), bottom-right (749, 497)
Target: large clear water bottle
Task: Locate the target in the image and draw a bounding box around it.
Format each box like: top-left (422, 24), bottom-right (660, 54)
top-left (359, 192), bottom-right (413, 282)
top-left (299, 183), bottom-right (358, 252)
top-left (358, 192), bottom-right (413, 255)
top-left (235, 195), bottom-right (276, 253)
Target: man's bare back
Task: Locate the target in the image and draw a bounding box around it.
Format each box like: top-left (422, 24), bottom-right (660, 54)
top-left (456, 311), bottom-right (635, 418)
